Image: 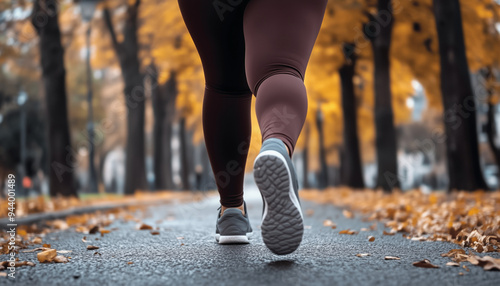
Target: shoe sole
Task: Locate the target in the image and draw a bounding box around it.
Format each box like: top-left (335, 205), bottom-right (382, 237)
top-left (253, 150), bottom-right (303, 255)
top-left (215, 233), bottom-right (252, 244)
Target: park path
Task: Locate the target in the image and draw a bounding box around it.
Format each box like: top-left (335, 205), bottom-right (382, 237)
top-left (2, 184), bottom-right (499, 286)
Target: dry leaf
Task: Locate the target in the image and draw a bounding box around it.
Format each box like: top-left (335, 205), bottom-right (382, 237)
top-left (53, 255), bottom-right (68, 263)
top-left (88, 225), bottom-right (99, 234)
top-left (37, 249), bottom-right (57, 263)
top-left (383, 230), bottom-right (395, 236)
top-left (86, 245), bottom-right (99, 250)
top-left (139, 223), bottom-right (153, 230)
top-left (32, 237), bottom-right (43, 244)
top-left (0, 261), bottom-right (35, 268)
top-left (42, 244), bottom-right (51, 248)
top-left (446, 262), bottom-right (460, 267)
top-left (323, 219), bottom-right (335, 227)
top-left (368, 236), bottom-right (375, 242)
top-left (384, 256), bottom-right (400, 260)
top-left (21, 247), bottom-right (50, 253)
top-left (127, 262), bottom-right (133, 265)
top-left (412, 259), bottom-right (439, 268)
top-left (339, 229), bottom-right (358, 235)
top-left (360, 228), bottom-right (369, 232)
top-left (356, 253), bottom-right (370, 257)
top-left (57, 250), bottom-right (72, 254)
top-left (343, 210), bottom-right (354, 219)
top-left (469, 255), bottom-right (500, 271)
top-left (151, 231), bottom-right (160, 235)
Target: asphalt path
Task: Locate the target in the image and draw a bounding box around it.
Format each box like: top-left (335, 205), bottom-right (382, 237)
top-left (1, 185), bottom-right (499, 286)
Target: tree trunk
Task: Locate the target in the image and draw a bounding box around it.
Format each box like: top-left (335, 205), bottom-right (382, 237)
top-left (316, 108), bottom-right (328, 189)
top-left (366, 0), bottom-right (399, 192)
top-left (179, 117), bottom-right (191, 190)
top-left (163, 72), bottom-right (178, 189)
top-left (433, 0), bottom-right (488, 191)
top-left (483, 67), bottom-right (500, 187)
top-left (103, 1), bottom-right (147, 195)
top-left (31, 0), bottom-right (76, 197)
top-left (150, 63), bottom-right (167, 190)
top-left (339, 43), bottom-right (365, 189)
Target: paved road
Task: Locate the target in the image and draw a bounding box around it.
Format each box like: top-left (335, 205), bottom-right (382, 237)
top-left (2, 185), bottom-right (500, 286)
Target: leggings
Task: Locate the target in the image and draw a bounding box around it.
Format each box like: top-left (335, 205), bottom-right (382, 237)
top-left (178, 0), bottom-right (327, 207)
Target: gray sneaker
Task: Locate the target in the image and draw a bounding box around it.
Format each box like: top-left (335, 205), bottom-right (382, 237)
top-left (215, 201), bottom-right (253, 244)
top-left (253, 138), bottom-right (304, 255)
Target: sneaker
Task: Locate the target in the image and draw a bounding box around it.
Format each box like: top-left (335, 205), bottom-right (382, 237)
top-left (253, 138), bottom-right (304, 255)
top-left (215, 201), bottom-right (253, 244)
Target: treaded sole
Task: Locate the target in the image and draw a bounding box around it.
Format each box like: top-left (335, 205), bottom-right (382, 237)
top-left (254, 153), bottom-right (303, 255)
top-left (216, 234), bottom-right (250, 244)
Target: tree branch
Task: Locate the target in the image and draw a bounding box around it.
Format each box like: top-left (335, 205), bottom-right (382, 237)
top-left (102, 8), bottom-right (120, 52)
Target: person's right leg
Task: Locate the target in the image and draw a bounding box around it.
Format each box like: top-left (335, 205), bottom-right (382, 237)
top-left (244, 0), bottom-right (328, 155)
top-left (243, 0), bottom-right (328, 255)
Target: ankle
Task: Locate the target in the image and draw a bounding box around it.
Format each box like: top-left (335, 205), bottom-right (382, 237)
top-left (221, 203), bottom-right (245, 216)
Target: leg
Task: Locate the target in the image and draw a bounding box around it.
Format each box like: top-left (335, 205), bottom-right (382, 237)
top-left (243, 0), bottom-right (328, 155)
top-left (244, 0), bottom-right (327, 255)
top-left (178, 0), bottom-right (251, 208)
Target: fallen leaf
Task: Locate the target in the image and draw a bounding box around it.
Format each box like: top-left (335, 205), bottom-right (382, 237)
top-left (151, 231), bottom-right (160, 235)
top-left (356, 253), bottom-right (370, 257)
top-left (385, 256), bottom-right (400, 260)
top-left (37, 249), bottom-right (57, 263)
top-left (127, 262), bottom-right (133, 265)
top-left (21, 247), bottom-right (49, 253)
top-left (57, 250), bottom-right (72, 254)
top-left (469, 255), bottom-right (500, 271)
top-left (368, 236), bottom-right (375, 242)
top-left (42, 244), bottom-right (51, 248)
top-left (412, 259), bottom-right (439, 268)
top-left (459, 272), bottom-right (464, 276)
top-left (0, 261), bottom-right (35, 268)
top-left (88, 225), bottom-right (99, 234)
top-left (86, 245), bottom-right (99, 250)
top-left (339, 229), bottom-right (358, 235)
top-left (360, 228), bottom-right (370, 232)
top-left (343, 210), bottom-right (354, 219)
top-left (446, 262), bottom-right (460, 267)
top-left (53, 255), bottom-right (68, 263)
top-left (94, 252), bottom-right (101, 256)
top-left (139, 223), bottom-right (153, 230)
top-left (32, 237), bottom-right (43, 244)
top-left (383, 230), bottom-right (395, 236)
top-left (323, 219), bottom-right (335, 227)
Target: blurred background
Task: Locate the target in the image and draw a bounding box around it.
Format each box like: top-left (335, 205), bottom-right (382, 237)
top-left (0, 0), bottom-right (499, 200)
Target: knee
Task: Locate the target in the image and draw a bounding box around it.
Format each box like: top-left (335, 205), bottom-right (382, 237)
top-left (204, 83), bottom-right (252, 99)
top-left (246, 64), bottom-right (304, 96)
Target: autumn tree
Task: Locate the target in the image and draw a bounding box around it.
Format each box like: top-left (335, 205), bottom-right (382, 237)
top-left (103, 0), bottom-right (147, 194)
top-left (31, 0), bottom-right (77, 197)
top-left (150, 63), bottom-right (177, 190)
top-left (339, 43), bottom-right (365, 188)
top-left (364, 0), bottom-right (399, 191)
top-left (433, 0), bottom-right (487, 191)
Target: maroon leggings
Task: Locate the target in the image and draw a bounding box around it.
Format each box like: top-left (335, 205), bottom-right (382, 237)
top-left (178, 0), bottom-right (327, 207)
